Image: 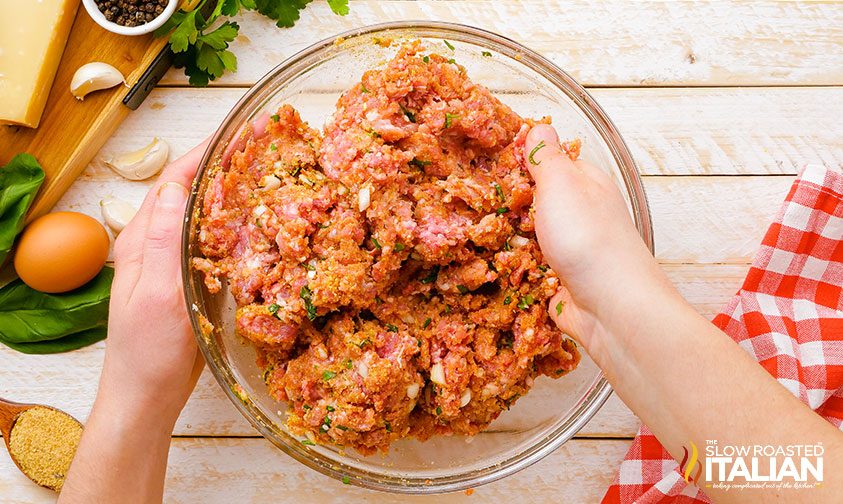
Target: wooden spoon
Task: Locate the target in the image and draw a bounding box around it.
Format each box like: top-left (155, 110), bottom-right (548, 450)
top-left (0, 397), bottom-right (82, 491)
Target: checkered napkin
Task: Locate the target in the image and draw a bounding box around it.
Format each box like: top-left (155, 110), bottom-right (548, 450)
top-left (602, 164), bottom-right (843, 503)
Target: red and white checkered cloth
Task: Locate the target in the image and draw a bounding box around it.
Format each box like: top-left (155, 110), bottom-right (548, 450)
top-left (603, 164), bottom-right (843, 503)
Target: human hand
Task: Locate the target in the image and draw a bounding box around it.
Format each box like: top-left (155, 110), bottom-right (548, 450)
top-left (524, 125), bottom-right (676, 362)
top-left (97, 141), bottom-right (208, 425)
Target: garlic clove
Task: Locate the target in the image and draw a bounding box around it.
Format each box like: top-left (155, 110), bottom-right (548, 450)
top-left (70, 62), bottom-right (125, 100)
top-left (100, 197), bottom-right (138, 234)
top-left (406, 383), bottom-right (420, 399)
top-left (106, 137), bottom-right (170, 181)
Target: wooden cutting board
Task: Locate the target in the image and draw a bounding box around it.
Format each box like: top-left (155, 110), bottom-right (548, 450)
top-left (0, 6), bottom-right (170, 222)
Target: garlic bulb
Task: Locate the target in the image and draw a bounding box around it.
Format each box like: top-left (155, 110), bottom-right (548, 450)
top-left (100, 197), bottom-right (138, 234)
top-left (70, 62), bottom-right (125, 100)
top-left (106, 137), bottom-right (170, 181)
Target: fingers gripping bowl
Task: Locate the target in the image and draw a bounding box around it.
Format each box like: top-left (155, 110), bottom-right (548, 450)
top-left (183, 22), bottom-right (652, 493)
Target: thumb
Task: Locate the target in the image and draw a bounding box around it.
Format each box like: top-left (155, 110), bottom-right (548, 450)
top-left (548, 288), bottom-right (575, 335)
top-left (138, 181), bottom-right (190, 288)
top-left (547, 288), bottom-right (593, 354)
top-left (523, 124), bottom-right (580, 188)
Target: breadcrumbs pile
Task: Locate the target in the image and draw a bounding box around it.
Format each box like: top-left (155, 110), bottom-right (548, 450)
top-left (9, 407), bottom-right (82, 491)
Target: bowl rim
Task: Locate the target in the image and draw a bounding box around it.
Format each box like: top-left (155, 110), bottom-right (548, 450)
top-left (81, 0), bottom-right (177, 36)
top-left (182, 20), bottom-right (653, 494)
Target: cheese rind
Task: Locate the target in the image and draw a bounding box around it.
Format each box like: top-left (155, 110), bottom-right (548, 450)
top-left (0, 0), bottom-right (80, 128)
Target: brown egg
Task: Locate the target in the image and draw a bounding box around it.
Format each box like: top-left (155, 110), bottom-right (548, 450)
top-left (14, 212), bottom-right (110, 293)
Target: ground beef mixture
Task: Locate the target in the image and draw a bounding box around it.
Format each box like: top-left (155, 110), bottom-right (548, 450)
top-left (195, 41), bottom-right (581, 454)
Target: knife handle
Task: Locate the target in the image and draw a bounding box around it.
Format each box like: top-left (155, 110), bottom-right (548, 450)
top-left (122, 45), bottom-right (174, 110)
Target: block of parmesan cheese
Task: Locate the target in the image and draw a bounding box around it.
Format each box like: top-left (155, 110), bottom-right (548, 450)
top-left (0, 0), bottom-right (80, 128)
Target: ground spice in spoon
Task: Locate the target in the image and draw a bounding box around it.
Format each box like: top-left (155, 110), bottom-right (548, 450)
top-left (8, 407), bottom-right (82, 491)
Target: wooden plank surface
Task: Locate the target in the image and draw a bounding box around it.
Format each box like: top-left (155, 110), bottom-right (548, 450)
top-left (79, 86), bottom-right (843, 177)
top-left (1, 437), bottom-right (629, 503)
top-left (158, 1), bottom-right (843, 88)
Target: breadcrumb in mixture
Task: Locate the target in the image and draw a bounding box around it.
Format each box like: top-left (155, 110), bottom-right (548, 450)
top-left (195, 41), bottom-right (581, 454)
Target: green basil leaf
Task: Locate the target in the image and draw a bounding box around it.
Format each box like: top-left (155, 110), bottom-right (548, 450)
top-left (1, 327), bottom-right (107, 354)
top-left (0, 267), bottom-right (113, 344)
top-left (0, 153), bottom-right (45, 265)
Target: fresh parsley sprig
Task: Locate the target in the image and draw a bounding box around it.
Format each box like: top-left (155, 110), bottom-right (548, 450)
top-left (156, 0), bottom-right (349, 86)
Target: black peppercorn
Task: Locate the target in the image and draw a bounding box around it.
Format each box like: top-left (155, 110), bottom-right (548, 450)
top-left (94, 0), bottom-right (166, 27)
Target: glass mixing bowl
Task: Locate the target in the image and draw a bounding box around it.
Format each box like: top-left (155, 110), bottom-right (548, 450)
top-left (182, 21), bottom-right (653, 494)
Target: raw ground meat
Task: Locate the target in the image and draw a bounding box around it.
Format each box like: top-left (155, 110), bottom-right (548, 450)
top-left (195, 41), bottom-right (581, 454)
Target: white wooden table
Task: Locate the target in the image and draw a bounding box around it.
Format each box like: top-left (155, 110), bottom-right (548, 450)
top-left (2, 1), bottom-right (842, 502)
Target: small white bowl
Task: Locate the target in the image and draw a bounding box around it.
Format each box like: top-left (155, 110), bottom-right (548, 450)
top-left (82, 0), bottom-right (178, 36)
